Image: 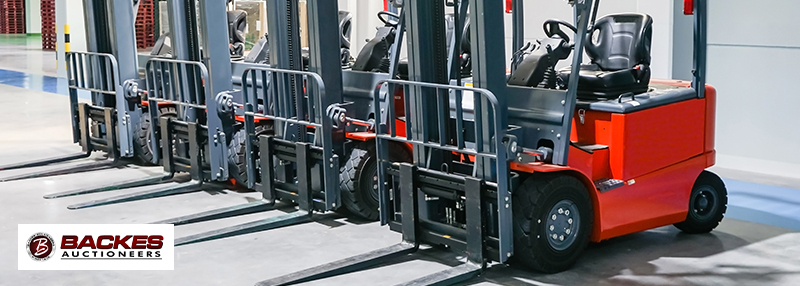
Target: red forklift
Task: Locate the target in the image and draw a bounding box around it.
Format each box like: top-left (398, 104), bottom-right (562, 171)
top-left (259, 0), bottom-right (724, 284)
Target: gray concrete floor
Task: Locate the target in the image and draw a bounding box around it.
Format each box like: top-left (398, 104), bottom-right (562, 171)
top-left (2, 36), bottom-right (800, 286)
top-left (0, 35), bottom-right (57, 77)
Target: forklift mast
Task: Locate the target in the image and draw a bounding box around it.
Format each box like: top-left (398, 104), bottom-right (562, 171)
top-left (77, 0), bottom-right (143, 158)
top-left (691, 0), bottom-right (708, 99)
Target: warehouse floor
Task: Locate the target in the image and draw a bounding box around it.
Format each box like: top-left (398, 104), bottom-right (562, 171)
top-left (2, 35), bottom-right (800, 286)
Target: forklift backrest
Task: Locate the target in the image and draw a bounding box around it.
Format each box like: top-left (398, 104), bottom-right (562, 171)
top-left (585, 13), bottom-right (652, 71)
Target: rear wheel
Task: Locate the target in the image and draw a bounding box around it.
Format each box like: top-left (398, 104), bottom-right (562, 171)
top-left (512, 174), bottom-right (593, 273)
top-left (674, 171), bottom-right (727, 233)
top-left (134, 106), bottom-right (177, 165)
top-left (340, 141), bottom-right (411, 221)
top-left (228, 123), bottom-right (275, 188)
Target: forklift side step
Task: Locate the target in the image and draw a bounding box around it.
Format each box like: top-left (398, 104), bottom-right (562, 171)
top-left (255, 242), bottom-right (418, 286)
top-left (594, 178), bottom-right (625, 192)
top-left (175, 211), bottom-right (311, 246)
top-left (0, 152), bottom-right (90, 171)
top-left (394, 263), bottom-right (482, 286)
top-left (151, 200), bottom-right (274, 226)
top-left (43, 174), bottom-right (174, 199)
top-left (66, 181), bottom-right (204, 210)
top-left (0, 159), bottom-right (117, 182)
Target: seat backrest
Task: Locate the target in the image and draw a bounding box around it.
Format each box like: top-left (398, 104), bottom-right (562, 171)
top-left (227, 10), bottom-right (247, 44)
top-left (460, 17), bottom-right (471, 55)
top-left (339, 11), bottom-right (353, 49)
top-left (585, 13), bottom-right (653, 71)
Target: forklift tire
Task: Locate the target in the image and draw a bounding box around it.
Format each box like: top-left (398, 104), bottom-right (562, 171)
top-left (134, 106), bottom-right (177, 166)
top-left (674, 171), bottom-right (727, 234)
top-left (340, 141), bottom-right (411, 221)
top-left (228, 124), bottom-right (274, 188)
top-left (512, 174), bottom-right (592, 273)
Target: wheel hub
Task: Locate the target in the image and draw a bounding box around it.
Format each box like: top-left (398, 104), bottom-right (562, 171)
top-left (546, 199), bottom-right (580, 251)
top-left (369, 172), bottom-right (379, 203)
top-left (692, 186), bottom-right (717, 219)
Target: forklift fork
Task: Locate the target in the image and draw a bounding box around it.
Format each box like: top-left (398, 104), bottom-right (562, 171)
top-left (65, 58), bottom-right (227, 209)
top-left (0, 106), bottom-right (127, 184)
top-left (0, 153), bottom-right (90, 172)
top-left (170, 137), bottom-right (335, 246)
top-left (0, 103), bottom-right (122, 183)
top-left (67, 180), bottom-right (203, 210)
top-left (163, 66), bottom-right (341, 246)
top-left (43, 174), bottom-right (174, 199)
top-left (257, 77), bottom-right (512, 285)
top-left (0, 52), bottom-right (138, 182)
top-left (257, 164), bottom-right (486, 286)
top-left (0, 159), bottom-right (117, 183)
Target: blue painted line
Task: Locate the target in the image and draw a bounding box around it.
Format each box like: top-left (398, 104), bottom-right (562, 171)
top-left (0, 68), bottom-right (69, 95)
top-left (723, 178), bottom-right (800, 231)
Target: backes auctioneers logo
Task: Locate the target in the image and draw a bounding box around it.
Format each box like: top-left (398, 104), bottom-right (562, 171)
top-left (18, 224), bottom-right (174, 270)
top-left (26, 232), bottom-right (55, 261)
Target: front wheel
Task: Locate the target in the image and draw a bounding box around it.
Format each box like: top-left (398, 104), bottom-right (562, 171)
top-left (228, 123), bottom-right (275, 188)
top-left (134, 106), bottom-right (177, 165)
top-left (512, 174), bottom-right (593, 273)
top-left (339, 141), bottom-right (411, 221)
top-left (673, 171), bottom-right (727, 234)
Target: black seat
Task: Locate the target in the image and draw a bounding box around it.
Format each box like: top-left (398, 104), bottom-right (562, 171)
top-left (227, 10), bottom-right (248, 59)
top-left (559, 13), bottom-right (653, 100)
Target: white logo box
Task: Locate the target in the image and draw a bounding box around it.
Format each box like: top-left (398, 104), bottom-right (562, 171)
top-left (18, 224), bottom-right (174, 270)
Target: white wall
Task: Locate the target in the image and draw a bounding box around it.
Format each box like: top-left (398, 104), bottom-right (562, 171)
top-left (671, 0), bottom-right (693, 81)
top-left (25, 0), bottom-right (42, 34)
top-left (706, 0), bottom-right (800, 178)
top-left (338, 0), bottom-right (385, 56)
top-left (56, 0), bottom-right (86, 78)
top-left (66, 0), bottom-right (87, 52)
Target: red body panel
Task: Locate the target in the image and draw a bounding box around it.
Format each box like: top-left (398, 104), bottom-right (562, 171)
top-left (566, 145), bottom-right (611, 181)
top-left (592, 154), bottom-right (708, 241)
top-left (704, 86), bottom-right (717, 165)
top-left (518, 81), bottom-right (717, 242)
top-left (608, 98), bottom-right (705, 180)
top-left (345, 118), bottom-right (407, 141)
top-left (141, 101), bottom-right (172, 107)
top-left (233, 115), bottom-right (271, 123)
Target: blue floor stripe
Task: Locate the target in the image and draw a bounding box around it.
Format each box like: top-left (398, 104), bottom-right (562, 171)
top-left (723, 178), bottom-right (800, 231)
top-left (0, 68), bottom-right (69, 95)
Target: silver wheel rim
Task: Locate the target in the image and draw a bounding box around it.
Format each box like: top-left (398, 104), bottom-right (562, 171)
top-left (546, 199), bottom-right (580, 251)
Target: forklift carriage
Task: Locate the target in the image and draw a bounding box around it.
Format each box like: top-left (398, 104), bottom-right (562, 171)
top-left (238, 66), bottom-right (340, 212)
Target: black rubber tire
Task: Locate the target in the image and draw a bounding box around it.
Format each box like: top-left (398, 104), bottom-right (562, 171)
top-left (134, 106), bottom-right (177, 166)
top-left (512, 174), bottom-right (593, 273)
top-left (339, 141), bottom-right (411, 221)
top-left (228, 123), bottom-right (274, 188)
top-left (674, 171), bottom-right (727, 234)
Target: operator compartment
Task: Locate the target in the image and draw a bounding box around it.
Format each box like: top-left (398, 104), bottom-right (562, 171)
top-left (504, 10), bottom-right (710, 182)
top-left (570, 81), bottom-right (708, 181)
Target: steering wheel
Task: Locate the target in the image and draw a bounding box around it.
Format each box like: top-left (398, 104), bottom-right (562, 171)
top-left (378, 11), bottom-right (400, 27)
top-left (543, 19), bottom-right (577, 43)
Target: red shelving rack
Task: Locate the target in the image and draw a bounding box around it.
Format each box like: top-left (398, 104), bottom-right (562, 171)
top-left (41, 0), bottom-right (56, 50)
top-left (135, 0), bottom-right (155, 49)
top-left (1, 0), bottom-right (26, 34)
